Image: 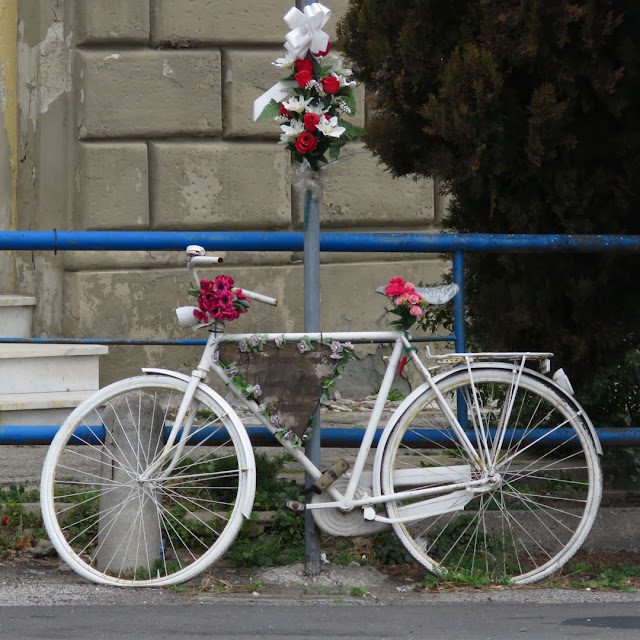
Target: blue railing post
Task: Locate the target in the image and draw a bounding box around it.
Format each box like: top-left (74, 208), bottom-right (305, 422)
top-left (453, 251), bottom-right (466, 353)
top-left (453, 251), bottom-right (468, 427)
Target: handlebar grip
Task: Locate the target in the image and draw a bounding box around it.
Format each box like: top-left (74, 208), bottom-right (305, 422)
top-left (190, 256), bottom-right (223, 266)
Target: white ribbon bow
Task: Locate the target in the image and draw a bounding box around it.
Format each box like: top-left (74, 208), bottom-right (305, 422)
top-left (283, 3), bottom-right (331, 59)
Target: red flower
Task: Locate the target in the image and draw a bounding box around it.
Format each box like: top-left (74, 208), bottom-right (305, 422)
top-left (193, 309), bottom-right (208, 322)
top-left (314, 42), bottom-right (331, 57)
top-left (199, 279), bottom-right (214, 293)
top-left (385, 277), bottom-right (408, 297)
top-left (321, 76), bottom-right (340, 94)
top-left (194, 274), bottom-right (249, 323)
top-left (295, 58), bottom-right (314, 74)
top-left (280, 104), bottom-right (292, 118)
top-left (295, 70), bottom-right (313, 88)
top-left (303, 113), bottom-right (320, 132)
top-left (295, 132), bottom-right (318, 154)
top-left (213, 275), bottom-right (234, 291)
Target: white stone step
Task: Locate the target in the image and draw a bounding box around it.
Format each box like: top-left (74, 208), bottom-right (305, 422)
top-left (0, 295), bottom-right (37, 338)
top-left (0, 344), bottom-right (108, 394)
top-left (0, 390), bottom-right (99, 427)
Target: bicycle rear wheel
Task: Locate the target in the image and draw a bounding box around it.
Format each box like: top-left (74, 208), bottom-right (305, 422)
top-left (41, 375), bottom-right (255, 586)
top-left (380, 366), bottom-right (601, 585)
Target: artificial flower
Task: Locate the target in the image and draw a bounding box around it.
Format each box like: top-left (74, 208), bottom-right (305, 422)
top-left (295, 131), bottom-right (319, 154)
top-left (321, 76), bottom-right (340, 94)
top-left (272, 52), bottom-right (296, 68)
top-left (279, 118), bottom-right (304, 143)
top-left (282, 95), bottom-right (312, 113)
top-left (316, 115), bottom-right (345, 138)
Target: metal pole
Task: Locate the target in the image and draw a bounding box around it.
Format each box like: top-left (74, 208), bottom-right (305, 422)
top-left (303, 191), bottom-right (322, 576)
top-left (301, 0), bottom-right (324, 578)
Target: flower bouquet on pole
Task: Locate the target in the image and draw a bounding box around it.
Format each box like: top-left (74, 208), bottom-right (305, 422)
top-left (253, 3), bottom-right (364, 173)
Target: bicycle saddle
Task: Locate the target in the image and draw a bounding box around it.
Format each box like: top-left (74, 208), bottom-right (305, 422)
top-left (376, 283), bottom-right (459, 306)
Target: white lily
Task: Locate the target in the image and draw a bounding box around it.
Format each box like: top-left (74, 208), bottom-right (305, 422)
top-left (328, 54), bottom-right (352, 77)
top-left (282, 95), bottom-right (312, 113)
top-left (272, 52), bottom-right (296, 69)
top-left (279, 118), bottom-right (304, 143)
top-left (305, 102), bottom-right (329, 116)
top-left (316, 115), bottom-right (346, 138)
top-left (336, 72), bottom-right (357, 88)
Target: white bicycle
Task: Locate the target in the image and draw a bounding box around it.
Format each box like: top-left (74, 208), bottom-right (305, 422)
top-left (40, 246), bottom-right (602, 587)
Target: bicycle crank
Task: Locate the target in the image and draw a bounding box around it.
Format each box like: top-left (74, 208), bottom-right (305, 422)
top-left (310, 477), bottom-right (390, 536)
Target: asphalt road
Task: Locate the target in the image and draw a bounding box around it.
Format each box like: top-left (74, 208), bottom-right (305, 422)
top-left (1, 601), bottom-right (640, 640)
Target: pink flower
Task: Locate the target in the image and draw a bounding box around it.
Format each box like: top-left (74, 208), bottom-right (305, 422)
top-left (386, 276), bottom-right (408, 297)
top-left (214, 275), bottom-right (234, 291)
top-left (408, 293), bottom-right (422, 305)
top-left (200, 279), bottom-right (215, 293)
top-left (394, 294), bottom-right (409, 305)
top-left (193, 309), bottom-right (207, 322)
top-left (410, 305), bottom-right (425, 317)
top-left (386, 283), bottom-right (406, 297)
top-left (216, 290), bottom-right (235, 310)
top-left (405, 282), bottom-right (416, 291)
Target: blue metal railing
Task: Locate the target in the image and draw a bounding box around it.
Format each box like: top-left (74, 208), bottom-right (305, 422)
top-left (2, 230), bottom-right (640, 446)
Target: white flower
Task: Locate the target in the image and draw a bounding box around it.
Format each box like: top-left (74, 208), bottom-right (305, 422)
top-left (336, 73), bottom-right (357, 89)
top-left (282, 95), bottom-right (312, 113)
top-left (249, 334), bottom-right (261, 347)
top-left (298, 341), bottom-right (311, 353)
top-left (238, 340), bottom-right (248, 353)
top-left (305, 102), bottom-right (329, 116)
top-left (250, 384), bottom-right (263, 398)
top-left (272, 52), bottom-right (296, 69)
top-left (328, 54), bottom-right (352, 77)
top-left (279, 118), bottom-right (304, 143)
top-left (316, 116), bottom-right (346, 138)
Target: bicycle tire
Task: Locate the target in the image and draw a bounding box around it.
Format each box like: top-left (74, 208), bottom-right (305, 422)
top-left (41, 375), bottom-right (255, 587)
top-left (380, 365), bottom-right (602, 585)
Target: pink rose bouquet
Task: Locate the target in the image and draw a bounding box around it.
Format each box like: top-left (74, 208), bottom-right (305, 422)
top-left (190, 275), bottom-right (250, 324)
top-left (383, 277), bottom-right (429, 331)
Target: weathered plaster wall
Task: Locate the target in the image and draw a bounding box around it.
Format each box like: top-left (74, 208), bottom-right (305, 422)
top-left (11, 1), bottom-right (449, 391)
top-left (0, 0), bottom-right (17, 292)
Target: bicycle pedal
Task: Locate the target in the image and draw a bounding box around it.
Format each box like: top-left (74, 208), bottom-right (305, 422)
top-left (284, 499), bottom-right (306, 512)
top-left (302, 459), bottom-right (351, 496)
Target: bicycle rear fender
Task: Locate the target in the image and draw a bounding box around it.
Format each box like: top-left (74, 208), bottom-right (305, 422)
top-left (141, 367), bottom-right (256, 519)
top-left (372, 362), bottom-right (602, 496)
top-left (461, 362), bottom-right (602, 456)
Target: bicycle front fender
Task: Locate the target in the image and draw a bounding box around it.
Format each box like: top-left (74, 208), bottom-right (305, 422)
top-left (141, 367), bottom-right (256, 519)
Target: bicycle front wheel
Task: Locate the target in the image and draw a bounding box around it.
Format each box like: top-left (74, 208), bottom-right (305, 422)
top-left (41, 375), bottom-right (255, 587)
top-left (380, 366), bottom-right (602, 585)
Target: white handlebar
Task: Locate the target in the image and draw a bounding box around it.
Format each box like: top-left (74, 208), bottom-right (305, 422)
top-left (186, 246), bottom-right (278, 307)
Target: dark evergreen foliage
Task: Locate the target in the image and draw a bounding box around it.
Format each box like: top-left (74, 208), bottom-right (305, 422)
top-left (338, 1), bottom-right (640, 426)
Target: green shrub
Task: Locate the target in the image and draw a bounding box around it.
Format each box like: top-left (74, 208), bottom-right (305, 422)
top-left (339, 1), bottom-right (640, 426)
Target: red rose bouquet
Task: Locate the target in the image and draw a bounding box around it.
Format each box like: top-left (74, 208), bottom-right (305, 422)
top-left (190, 275), bottom-right (250, 324)
top-left (254, 4), bottom-right (364, 170)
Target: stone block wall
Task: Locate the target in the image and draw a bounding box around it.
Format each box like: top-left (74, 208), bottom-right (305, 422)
top-left (15, 1), bottom-right (449, 391)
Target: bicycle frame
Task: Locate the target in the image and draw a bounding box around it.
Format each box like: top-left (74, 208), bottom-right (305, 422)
top-left (147, 324), bottom-right (492, 521)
